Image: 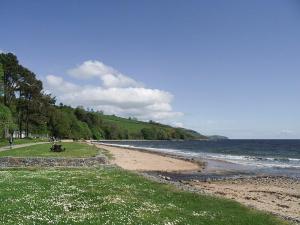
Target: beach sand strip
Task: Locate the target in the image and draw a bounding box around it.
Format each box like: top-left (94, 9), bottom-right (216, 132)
top-left (94, 143), bottom-right (200, 172)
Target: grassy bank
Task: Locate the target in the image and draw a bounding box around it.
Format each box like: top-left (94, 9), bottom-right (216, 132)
top-left (0, 138), bottom-right (47, 148)
top-left (0, 142), bottom-right (99, 158)
top-left (0, 168), bottom-right (289, 225)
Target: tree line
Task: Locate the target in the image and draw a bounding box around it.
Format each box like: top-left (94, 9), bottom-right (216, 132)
top-left (0, 53), bottom-right (204, 140)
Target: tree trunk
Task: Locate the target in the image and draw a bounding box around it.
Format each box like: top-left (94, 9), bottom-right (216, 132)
top-left (25, 101), bottom-right (29, 138)
top-left (18, 90), bottom-right (22, 138)
top-left (19, 112), bottom-right (22, 138)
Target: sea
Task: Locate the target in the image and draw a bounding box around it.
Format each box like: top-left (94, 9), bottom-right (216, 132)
top-left (98, 139), bottom-right (300, 179)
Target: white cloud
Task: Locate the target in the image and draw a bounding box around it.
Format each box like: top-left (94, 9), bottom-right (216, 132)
top-left (68, 60), bottom-right (142, 88)
top-left (45, 60), bottom-right (183, 121)
top-left (46, 75), bottom-right (77, 93)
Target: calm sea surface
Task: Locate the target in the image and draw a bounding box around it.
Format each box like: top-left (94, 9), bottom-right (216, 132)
top-left (99, 139), bottom-right (300, 178)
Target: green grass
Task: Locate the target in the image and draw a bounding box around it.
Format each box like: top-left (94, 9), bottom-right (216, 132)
top-left (0, 167), bottom-right (289, 225)
top-left (0, 138), bottom-right (47, 148)
top-left (102, 114), bottom-right (162, 133)
top-left (0, 142), bottom-right (100, 158)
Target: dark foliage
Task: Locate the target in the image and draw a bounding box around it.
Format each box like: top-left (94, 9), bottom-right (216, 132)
top-left (50, 144), bottom-right (65, 152)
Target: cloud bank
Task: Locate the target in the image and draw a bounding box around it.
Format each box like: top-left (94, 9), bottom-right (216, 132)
top-left (45, 60), bottom-right (183, 121)
top-left (68, 60), bottom-right (142, 88)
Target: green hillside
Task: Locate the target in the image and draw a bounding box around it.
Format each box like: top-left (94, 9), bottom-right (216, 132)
top-left (101, 114), bottom-right (207, 140)
top-left (0, 52), bottom-right (206, 140)
top-left (101, 114), bottom-right (154, 133)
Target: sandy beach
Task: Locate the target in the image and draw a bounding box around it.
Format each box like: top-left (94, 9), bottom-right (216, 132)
top-left (95, 143), bottom-right (300, 223)
top-left (95, 143), bottom-right (200, 171)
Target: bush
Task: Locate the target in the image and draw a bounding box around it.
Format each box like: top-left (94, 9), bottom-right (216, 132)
top-left (50, 144), bottom-right (65, 152)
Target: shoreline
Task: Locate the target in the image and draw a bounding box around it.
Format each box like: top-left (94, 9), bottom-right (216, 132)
top-left (94, 142), bottom-right (300, 224)
top-left (94, 142), bottom-right (206, 170)
top-left (95, 141), bottom-right (300, 179)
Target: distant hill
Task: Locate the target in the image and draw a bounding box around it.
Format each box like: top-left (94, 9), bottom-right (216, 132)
top-left (208, 135), bottom-right (229, 140)
top-left (178, 128), bottom-right (208, 140)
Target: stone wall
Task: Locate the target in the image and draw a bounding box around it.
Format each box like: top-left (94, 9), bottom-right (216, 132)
top-left (0, 156), bottom-right (108, 168)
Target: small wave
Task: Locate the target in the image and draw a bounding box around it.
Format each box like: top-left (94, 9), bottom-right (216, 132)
top-left (289, 158), bottom-right (300, 162)
top-left (203, 153), bottom-right (300, 168)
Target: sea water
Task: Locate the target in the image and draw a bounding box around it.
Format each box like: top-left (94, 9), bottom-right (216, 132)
top-left (98, 139), bottom-right (300, 178)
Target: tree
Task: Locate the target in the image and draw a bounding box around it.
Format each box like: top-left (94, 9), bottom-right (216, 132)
top-left (0, 53), bottom-right (20, 107)
top-left (156, 129), bottom-right (170, 140)
top-left (0, 53), bottom-right (55, 138)
top-left (171, 128), bottom-right (188, 139)
top-left (103, 124), bottom-right (123, 139)
top-left (0, 64), bottom-right (4, 102)
top-left (141, 127), bottom-right (157, 140)
top-left (48, 109), bottom-right (72, 138)
top-left (70, 116), bottom-right (92, 140)
top-left (90, 126), bottom-right (104, 139)
top-left (0, 104), bottom-right (15, 138)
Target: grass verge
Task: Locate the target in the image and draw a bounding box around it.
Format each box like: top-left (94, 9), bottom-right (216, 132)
top-left (0, 138), bottom-right (47, 148)
top-left (0, 167), bottom-right (290, 225)
top-left (0, 142), bottom-right (100, 158)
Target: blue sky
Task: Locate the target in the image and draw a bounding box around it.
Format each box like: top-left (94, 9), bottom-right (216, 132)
top-left (1, 0), bottom-right (300, 139)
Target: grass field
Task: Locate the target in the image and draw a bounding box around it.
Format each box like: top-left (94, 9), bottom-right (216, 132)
top-left (0, 168), bottom-right (289, 225)
top-left (0, 142), bottom-right (99, 158)
top-left (102, 115), bottom-right (155, 133)
top-left (0, 138), bottom-right (47, 148)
